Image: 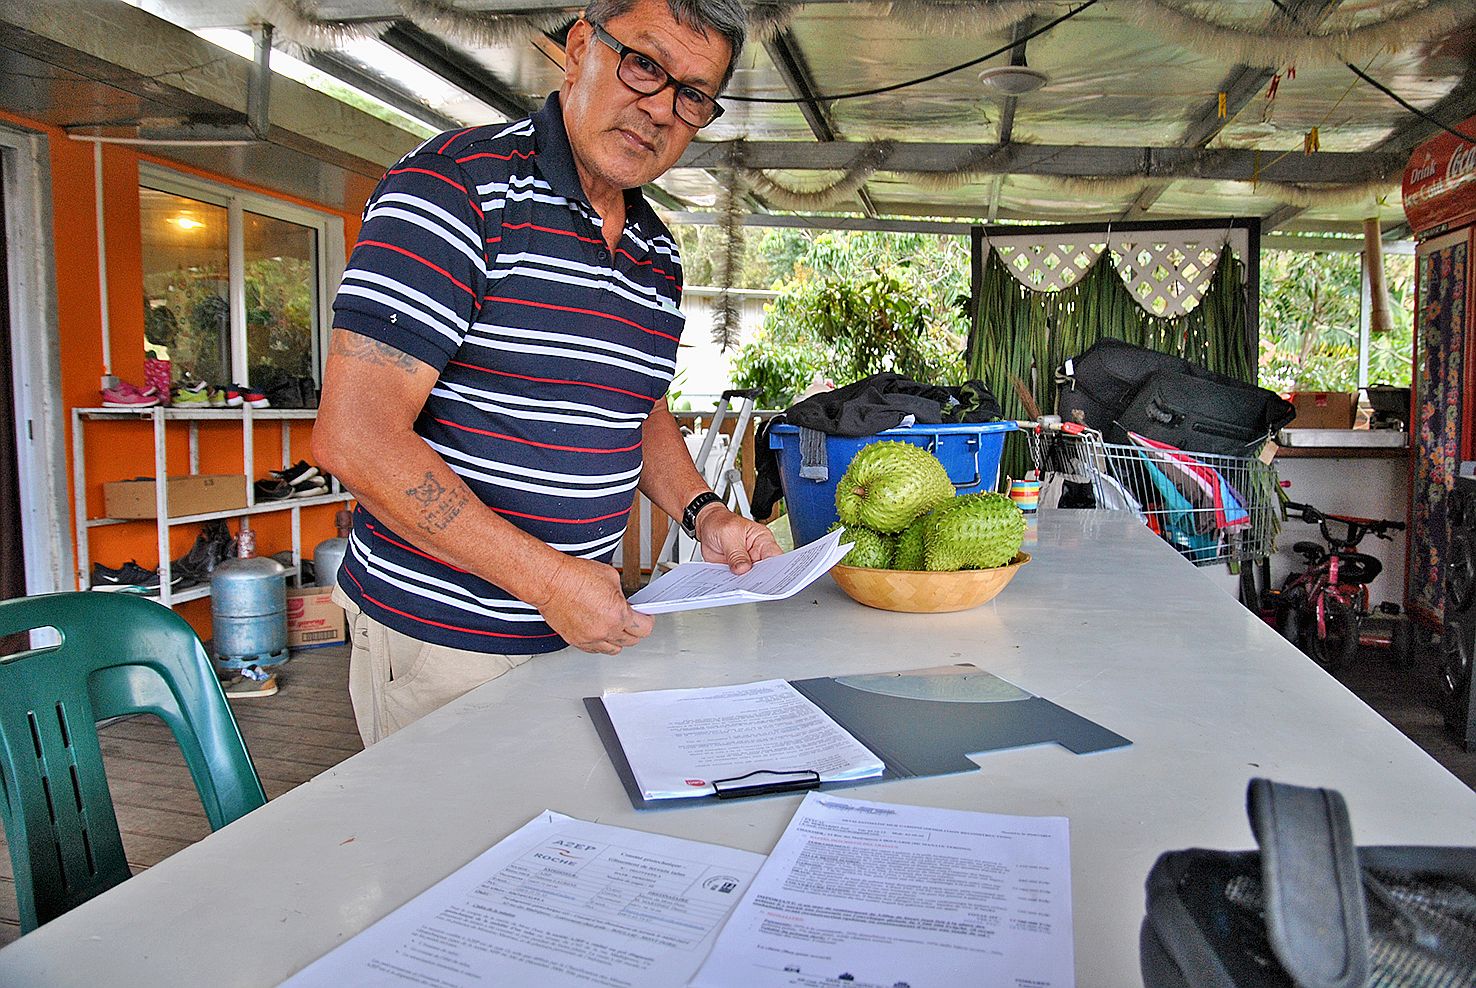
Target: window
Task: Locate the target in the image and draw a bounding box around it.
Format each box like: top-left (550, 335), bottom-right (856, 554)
top-left (141, 189), bottom-right (230, 383)
top-left (1258, 248), bottom-right (1415, 393)
top-left (245, 211), bottom-right (318, 387)
top-left (139, 166), bottom-right (343, 392)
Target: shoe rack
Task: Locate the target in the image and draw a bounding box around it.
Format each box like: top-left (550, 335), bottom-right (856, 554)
top-left (71, 406), bottom-right (356, 607)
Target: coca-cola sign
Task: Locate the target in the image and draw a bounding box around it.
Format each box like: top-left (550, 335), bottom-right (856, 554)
top-left (1404, 115), bottom-right (1476, 236)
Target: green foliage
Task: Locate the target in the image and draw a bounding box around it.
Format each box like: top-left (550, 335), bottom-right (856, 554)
top-left (718, 230), bottom-right (970, 408)
top-left (1257, 249), bottom-right (1414, 391)
top-left (727, 338), bottom-right (823, 409)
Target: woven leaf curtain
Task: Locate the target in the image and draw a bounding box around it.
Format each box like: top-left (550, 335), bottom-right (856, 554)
top-left (968, 245), bottom-right (1252, 480)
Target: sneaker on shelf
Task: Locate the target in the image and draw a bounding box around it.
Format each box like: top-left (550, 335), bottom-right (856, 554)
top-left (265, 379), bottom-right (305, 409)
top-left (207, 385), bottom-right (228, 408)
top-left (100, 382), bottom-right (162, 408)
top-left (271, 460), bottom-right (320, 488)
top-left (291, 478), bottom-right (329, 498)
top-left (172, 381), bottom-right (212, 408)
top-left (221, 671), bottom-right (279, 699)
top-left (225, 384), bottom-right (270, 409)
top-left (91, 560), bottom-right (183, 593)
top-left (173, 520), bottom-right (235, 584)
top-left (254, 478), bottom-right (295, 501)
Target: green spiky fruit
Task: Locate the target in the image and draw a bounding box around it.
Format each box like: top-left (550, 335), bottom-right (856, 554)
top-left (830, 522), bottom-right (895, 569)
top-left (924, 493), bottom-right (1026, 571)
top-left (834, 441), bottom-right (955, 533)
top-left (892, 513), bottom-right (930, 570)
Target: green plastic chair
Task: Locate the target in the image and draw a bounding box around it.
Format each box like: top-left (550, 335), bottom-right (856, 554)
top-left (0, 592), bottom-right (266, 932)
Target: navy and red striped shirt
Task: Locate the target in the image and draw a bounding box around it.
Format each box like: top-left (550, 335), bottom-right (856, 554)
top-left (331, 94), bottom-right (684, 653)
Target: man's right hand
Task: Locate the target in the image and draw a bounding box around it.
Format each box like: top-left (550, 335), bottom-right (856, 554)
top-left (535, 556), bottom-right (654, 655)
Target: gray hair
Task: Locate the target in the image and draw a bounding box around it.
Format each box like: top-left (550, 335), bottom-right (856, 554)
top-left (583, 0), bottom-right (747, 91)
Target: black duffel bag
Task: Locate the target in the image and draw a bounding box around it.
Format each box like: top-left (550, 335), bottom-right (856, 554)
top-left (1142, 778), bottom-right (1476, 988)
top-left (1115, 368), bottom-right (1295, 455)
top-left (1056, 338), bottom-right (1193, 434)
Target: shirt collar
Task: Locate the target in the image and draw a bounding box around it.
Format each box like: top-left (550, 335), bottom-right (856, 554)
top-left (533, 92), bottom-right (657, 224)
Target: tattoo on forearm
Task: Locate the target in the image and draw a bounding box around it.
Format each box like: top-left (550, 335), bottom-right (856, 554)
top-left (406, 471), bottom-right (446, 505)
top-left (330, 330), bottom-right (422, 373)
top-left (405, 471), bottom-right (468, 536)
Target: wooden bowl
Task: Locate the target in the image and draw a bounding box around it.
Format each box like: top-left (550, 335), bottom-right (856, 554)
top-left (829, 553), bottom-right (1031, 613)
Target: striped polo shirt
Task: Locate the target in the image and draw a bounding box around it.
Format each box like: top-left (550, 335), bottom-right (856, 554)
top-left (331, 93), bottom-right (685, 653)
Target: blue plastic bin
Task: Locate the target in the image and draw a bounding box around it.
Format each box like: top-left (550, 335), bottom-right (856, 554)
top-left (769, 421), bottom-right (1018, 546)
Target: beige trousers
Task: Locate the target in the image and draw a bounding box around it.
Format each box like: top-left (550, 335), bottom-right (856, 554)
top-left (333, 587), bottom-right (534, 746)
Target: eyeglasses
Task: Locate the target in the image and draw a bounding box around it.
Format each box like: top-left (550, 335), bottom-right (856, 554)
top-left (589, 21), bottom-right (726, 129)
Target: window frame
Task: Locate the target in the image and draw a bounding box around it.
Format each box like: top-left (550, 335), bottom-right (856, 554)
top-left (139, 163), bottom-right (345, 386)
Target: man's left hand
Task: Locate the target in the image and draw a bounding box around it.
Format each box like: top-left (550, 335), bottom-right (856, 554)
top-left (695, 505), bottom-right (783, 574)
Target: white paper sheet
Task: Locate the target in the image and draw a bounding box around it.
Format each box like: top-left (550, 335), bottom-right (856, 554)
top-left (281, 811), bottom-right (764, 988)
top-left (601, 679), bottom-right (885, 800)
top-left (690, 793), bottom-right (1075, 988)
top-left (629, 529), bottom-right (852, 614)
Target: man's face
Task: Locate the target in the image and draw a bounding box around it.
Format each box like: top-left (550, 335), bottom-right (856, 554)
top-left (561, 0), bottom-right (731, 200)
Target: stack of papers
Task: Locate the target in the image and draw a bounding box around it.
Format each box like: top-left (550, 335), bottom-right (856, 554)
top-left (283, 796), bottom-right (1075, 987)
top-left (600, 679), bottom-right (886, 800)
top-left (629, 528), bottom-right (852, 614)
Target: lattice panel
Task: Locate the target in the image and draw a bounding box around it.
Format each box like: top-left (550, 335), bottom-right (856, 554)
top-left (988, 229), bottom-right (1237, 320)
top-left (1110, 239), bottom-right (1226, 318)
top-left (991, 240), bottom-right (1107, 292)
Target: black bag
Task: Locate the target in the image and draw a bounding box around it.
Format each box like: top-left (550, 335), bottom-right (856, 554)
top-left (1056, 338), bottom-right (1196, 433)
top-left (1055, 339), bottom-right (1294, 453)
top-left (1115, 369), bottom-right (1295, 455)
top-left (1142, 778), bottom-right (1476, 988)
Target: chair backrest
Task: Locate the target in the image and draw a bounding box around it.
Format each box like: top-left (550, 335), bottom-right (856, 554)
top-left (0, 592), bottom-right (266, 931)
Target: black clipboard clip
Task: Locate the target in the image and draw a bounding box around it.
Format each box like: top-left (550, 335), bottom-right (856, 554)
top-left (711, 769), bottom-right (820, 800)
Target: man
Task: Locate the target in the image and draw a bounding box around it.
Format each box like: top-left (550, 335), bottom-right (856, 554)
top-left (314, 0), bottom-right (779, 746)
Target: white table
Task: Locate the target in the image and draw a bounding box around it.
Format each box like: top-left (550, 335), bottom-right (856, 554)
top-left (3, 511), bottom-right (1473, 986)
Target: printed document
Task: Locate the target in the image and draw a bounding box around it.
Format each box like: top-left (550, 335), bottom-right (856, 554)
top-left (629, 528), bottom-right (852, 614)
top-left (691, 792), bottom-right (1075, 988)
top-left (281, 811), bottom-right (763, 988)
top-left (601, 679), bottom-right (885, 800)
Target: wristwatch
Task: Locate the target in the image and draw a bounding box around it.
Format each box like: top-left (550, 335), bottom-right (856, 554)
top-left (681, 491), bottom-right (724, 539)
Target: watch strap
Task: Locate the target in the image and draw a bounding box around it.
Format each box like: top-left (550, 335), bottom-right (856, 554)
top-left (681, 491), bottom-right (723, 538)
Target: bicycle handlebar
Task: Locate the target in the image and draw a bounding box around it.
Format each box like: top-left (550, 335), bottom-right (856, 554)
top-left (1283, 500), bottom-right (1405, 548)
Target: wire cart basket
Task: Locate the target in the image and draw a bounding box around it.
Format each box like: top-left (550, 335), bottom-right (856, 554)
top-left (1025, 422), bottom-right (1279, 567)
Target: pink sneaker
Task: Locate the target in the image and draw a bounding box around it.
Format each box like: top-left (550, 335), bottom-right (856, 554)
top-left (101, 381), bottom-right (162, 408)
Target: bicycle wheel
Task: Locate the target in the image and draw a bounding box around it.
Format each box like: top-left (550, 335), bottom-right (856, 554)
top-left (1274, 584), bottom-right (1305, 644)
top-left (1307, 598), bottom-right (1359, 673)
top-left (1278, 602), bottom-right (1302, 645)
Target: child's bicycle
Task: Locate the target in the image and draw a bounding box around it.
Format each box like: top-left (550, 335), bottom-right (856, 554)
top-left (1272, 501), bottom-right (1409, 673)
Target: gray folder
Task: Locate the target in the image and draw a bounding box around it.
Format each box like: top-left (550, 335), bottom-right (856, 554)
top-left (586, 663), bottom-right (1130, 810)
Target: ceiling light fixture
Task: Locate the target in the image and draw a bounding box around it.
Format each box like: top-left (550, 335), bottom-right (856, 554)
top-left (173, 216), bottom-right (206, 231)
top-left (977, 66), bottom-right (1049, 96)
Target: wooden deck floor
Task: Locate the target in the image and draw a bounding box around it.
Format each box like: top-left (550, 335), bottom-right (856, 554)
top-left (0, 635), bottom-right (1472, 950)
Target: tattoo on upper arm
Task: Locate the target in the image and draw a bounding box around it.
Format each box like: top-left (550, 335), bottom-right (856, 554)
top-left (330, 330), bottom-right (423, 373)
top-left (405, 471), bottom-right (469, 536)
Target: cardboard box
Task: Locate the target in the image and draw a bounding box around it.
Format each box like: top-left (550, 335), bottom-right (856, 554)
top-left (102, 474), bottom-right (248, 519)
top-left (287, 586), bottom-right (346, 648)
top-left (1287, 392), bottom-right (1357, 430)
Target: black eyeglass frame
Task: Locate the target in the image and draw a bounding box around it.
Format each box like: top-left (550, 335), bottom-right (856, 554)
top-left (588, 21), bottom-right (726, 129)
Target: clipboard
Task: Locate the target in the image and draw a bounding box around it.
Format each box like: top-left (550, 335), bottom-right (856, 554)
top-left (585, 664), bottom-right (1131, 810)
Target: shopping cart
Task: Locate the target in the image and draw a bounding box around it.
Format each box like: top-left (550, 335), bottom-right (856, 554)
top-left (1023, 420), bottom-right (1279, 568)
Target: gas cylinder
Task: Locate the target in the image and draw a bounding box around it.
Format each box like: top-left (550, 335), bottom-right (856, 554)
top-left (313, 510), bottom-right (353, 588)
top-left (210, 528), bottom-right (289, 673)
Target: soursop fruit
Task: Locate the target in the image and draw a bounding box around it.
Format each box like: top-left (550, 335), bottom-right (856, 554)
top-left (830, 522), bottom-right (895, 569)
top-left (924, 493), bottom-right (1026, 571)
top-left (834, 441), bottom-right (954, 533)
top-left (891, 513), bottom-right (930, 571)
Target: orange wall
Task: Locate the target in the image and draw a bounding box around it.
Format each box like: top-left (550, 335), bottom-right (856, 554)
top-left (1, 109), bottom-right (371, 636)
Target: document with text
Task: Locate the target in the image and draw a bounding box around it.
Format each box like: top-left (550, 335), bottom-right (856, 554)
top-left (690, 792), bottom-right (1075, 988)
top-left (629, 528), bottom-right (852, 614)
top-left (601, 678), bottom-right (885, 800)
top-left (281, 811), bottom-right (764, 988)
